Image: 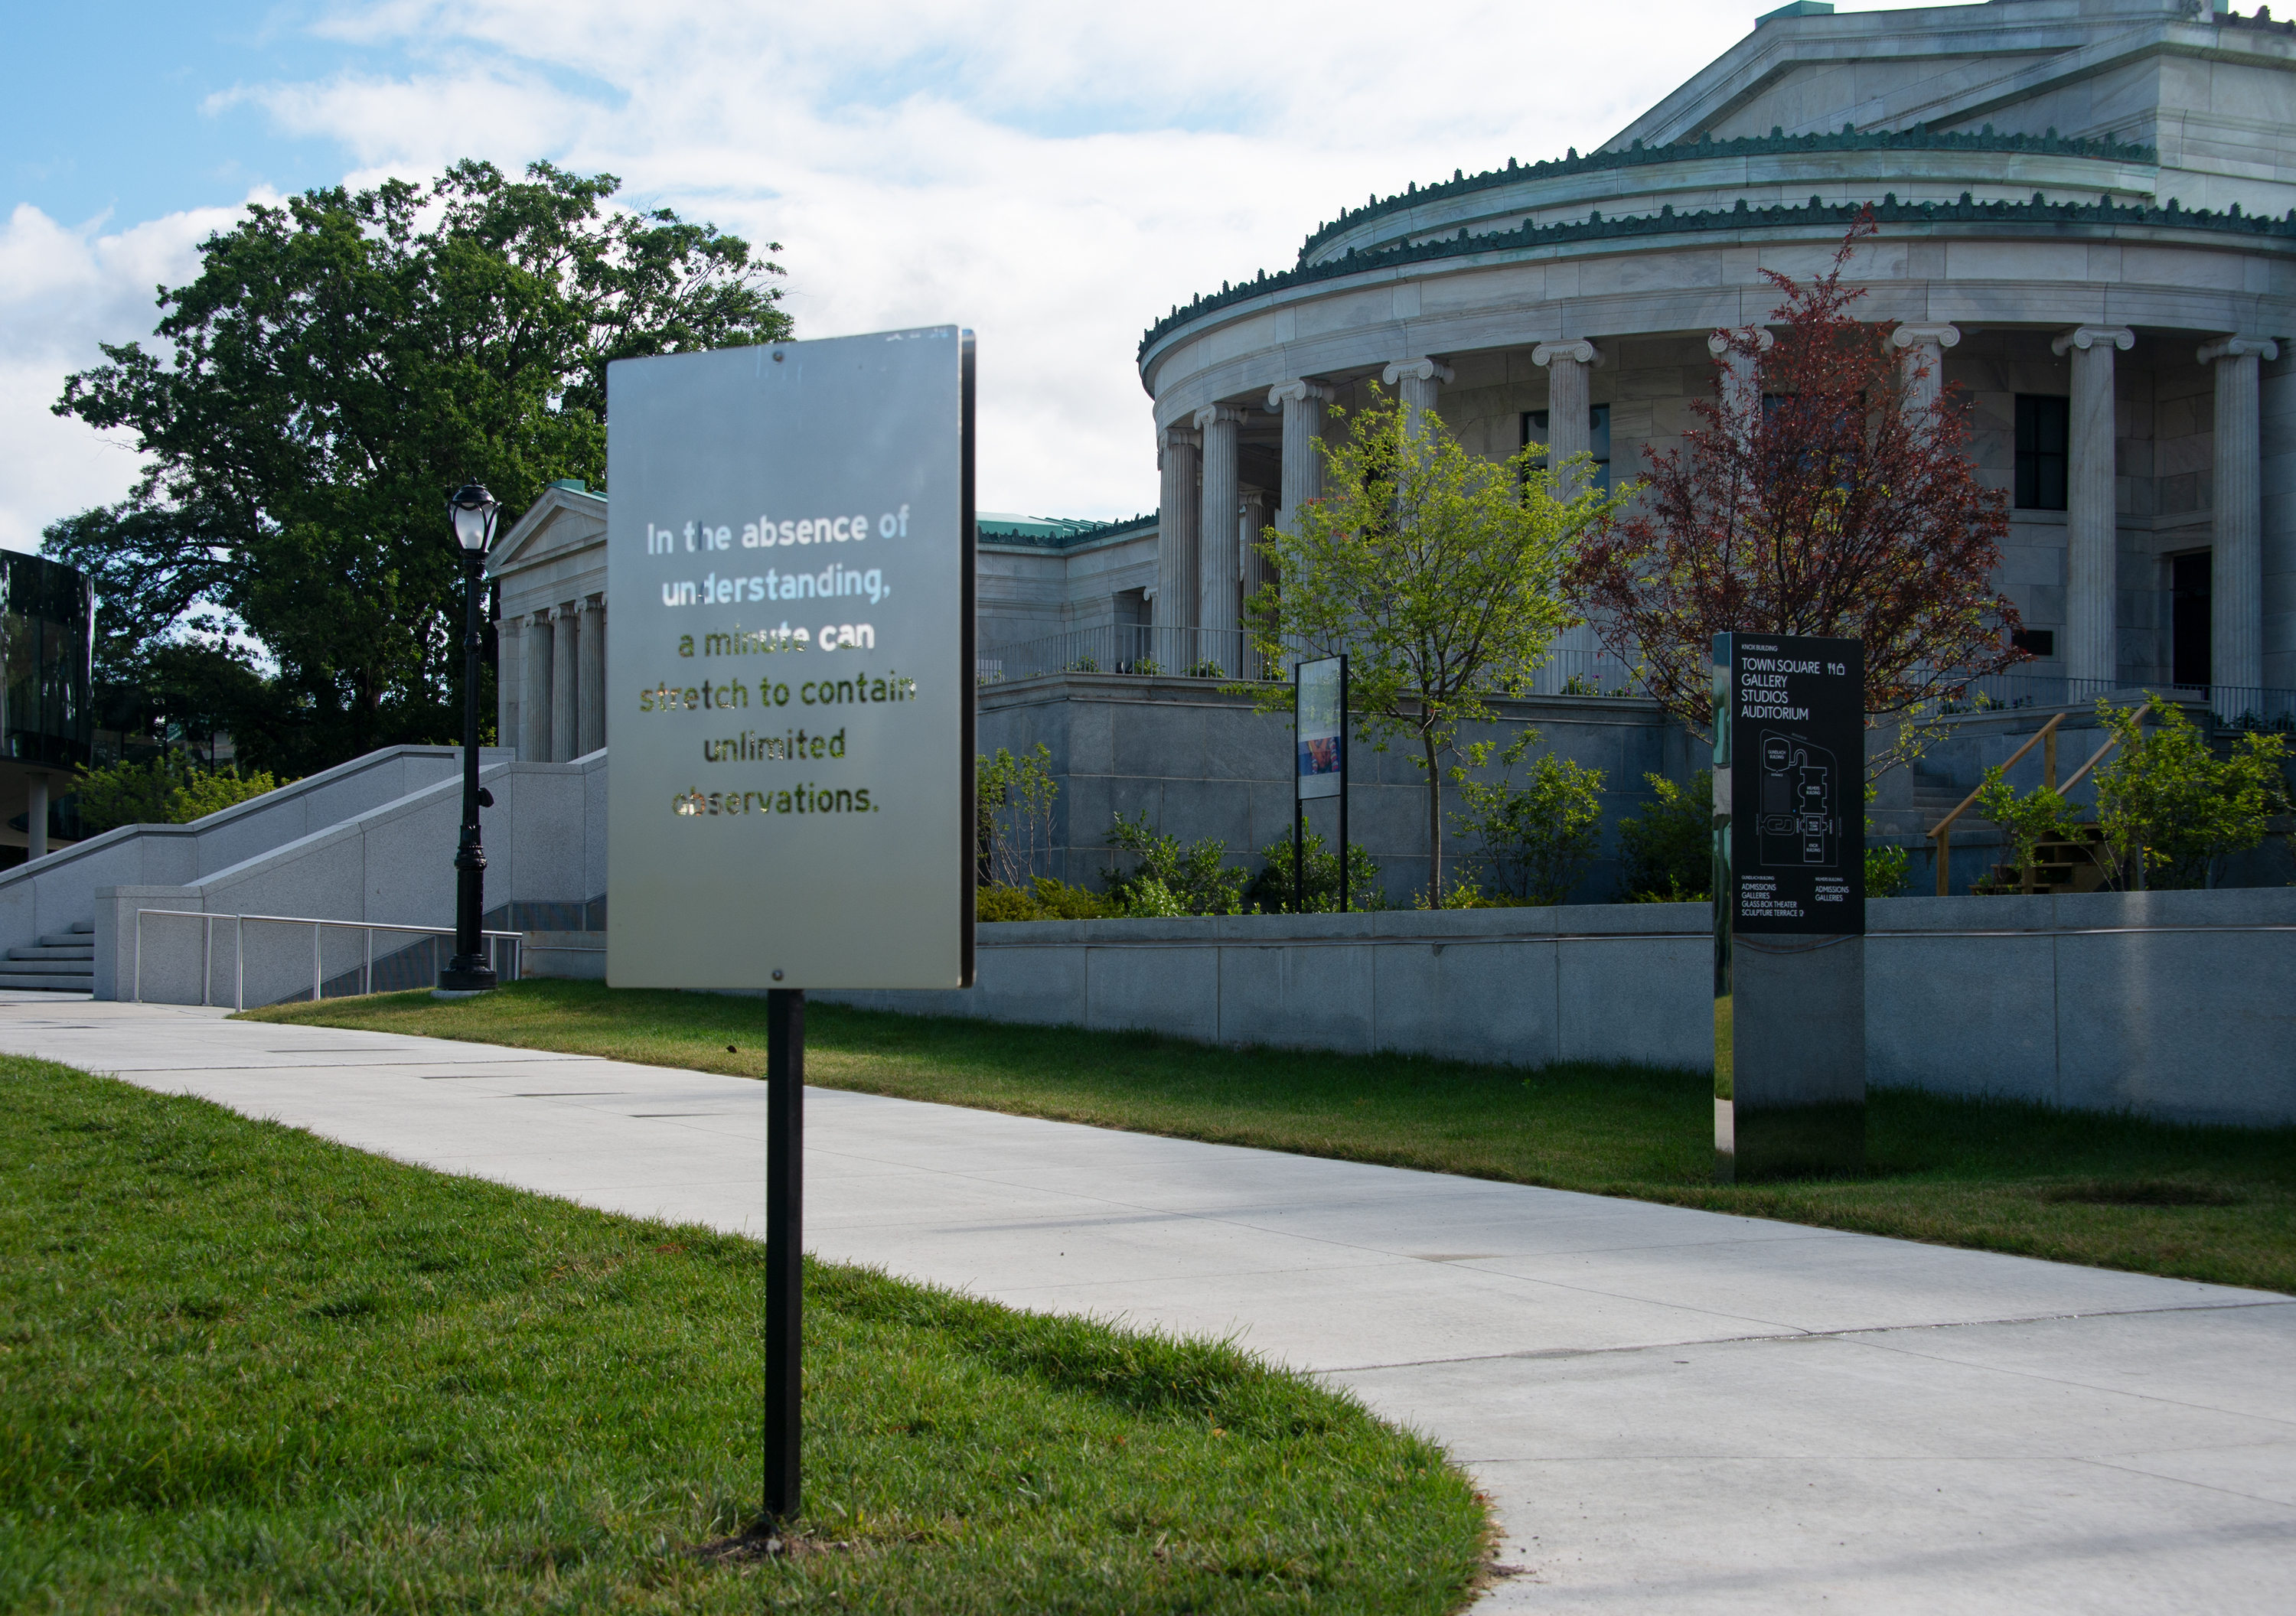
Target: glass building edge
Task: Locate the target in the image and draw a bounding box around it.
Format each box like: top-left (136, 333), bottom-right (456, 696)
top-left (0, 552), bottom-right (96, 772)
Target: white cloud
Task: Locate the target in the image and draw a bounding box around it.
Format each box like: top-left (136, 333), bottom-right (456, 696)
top-left (0, 200), bottom-right (263, 552)
top-left (8, 0), bottom-right (1961, 541)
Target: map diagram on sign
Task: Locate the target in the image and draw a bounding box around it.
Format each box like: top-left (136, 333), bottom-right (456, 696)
top-left (1755, 729), bottom-right (1840, 869)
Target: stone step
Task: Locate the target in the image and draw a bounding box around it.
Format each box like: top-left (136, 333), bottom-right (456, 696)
top-left (69, 920), bottom-right (92, 935)
top-left (10, 943), bottom-right (93, 963)
top-left (0, 956), bottom-right (95, 976)
top-left (38, 931), bottom-right (92, 948)
top-left (0, 973), bottom-right (91, 993)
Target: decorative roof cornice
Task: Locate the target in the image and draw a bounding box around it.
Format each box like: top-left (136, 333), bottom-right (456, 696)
top-left (1140, 187), bottom-right (2294, 363)
top-left (977, 513), bottom-right (1155, 551)
top-left (1294, 125), bottom-right (2157, 264)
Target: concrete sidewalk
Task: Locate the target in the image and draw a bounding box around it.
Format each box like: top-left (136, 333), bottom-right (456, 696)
top-left (2, 997), bottom-right (2290, 1611)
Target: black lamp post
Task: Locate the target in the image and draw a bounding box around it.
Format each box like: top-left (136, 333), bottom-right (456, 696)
top-left (438, 483), bottom-right (501, 995)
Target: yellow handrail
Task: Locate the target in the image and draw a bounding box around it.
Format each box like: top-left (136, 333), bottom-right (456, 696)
top-left (1924, 704), bottom-right (2147, 896)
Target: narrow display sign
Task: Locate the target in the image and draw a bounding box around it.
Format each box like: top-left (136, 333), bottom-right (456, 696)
top-left (605, 327), bottom-right (975, 989)
top-left (1717, 632), bottom-right (1864, 937)
top-left (1296, 656), bottom-right (1345, 800)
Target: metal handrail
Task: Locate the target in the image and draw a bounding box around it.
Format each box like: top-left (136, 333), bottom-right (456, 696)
top-left (1924, 704), bottom-right (2147, 896)
top-left (132, 909), bottom-right (523, 1010)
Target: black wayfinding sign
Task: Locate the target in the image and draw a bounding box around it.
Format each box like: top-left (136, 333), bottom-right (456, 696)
top-left (1714, 633), bottom-right (1864, 937)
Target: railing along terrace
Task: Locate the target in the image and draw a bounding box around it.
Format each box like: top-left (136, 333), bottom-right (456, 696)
top-left (975, 626), bottom-right (1649, 698)
top-left (1938, 670), bottom-right (2296, 728)
top-left (133, 909), bottom-right (523, 1011)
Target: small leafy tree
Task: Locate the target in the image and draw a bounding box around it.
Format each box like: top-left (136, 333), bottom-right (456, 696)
top-left (976, 744), bottom-right (1060, 888)
top-left (1973, 768), bottom-right (2076, 892)
top-left (1568, 213), bottom-right (2022, 752)
top-left (1246, 824), bottom-right (1383, 913)
top-left (1103, 813), bottom-right (1250, 916)
top-left (1247, 389), bottom-right (1628, 903)
top-left (1452, 730), bottom-right (1605, 904)
top-left (1616, 771), bottom-right (1714, 902)
top-left (2090, 698), bottom-right (2291, 888)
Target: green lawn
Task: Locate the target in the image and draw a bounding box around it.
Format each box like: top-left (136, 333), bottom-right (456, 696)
top-left (252, 980), bottom-right (2296, 1295)
top-left (0, 1056), bottom-right (1489, 1614)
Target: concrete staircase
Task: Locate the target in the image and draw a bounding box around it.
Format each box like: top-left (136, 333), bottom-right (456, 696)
top-left (1, 921), bottom-right (94, 994)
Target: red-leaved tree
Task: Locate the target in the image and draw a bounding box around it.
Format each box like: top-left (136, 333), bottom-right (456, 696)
top-left (1569, 213), bottom-right (2024, 738)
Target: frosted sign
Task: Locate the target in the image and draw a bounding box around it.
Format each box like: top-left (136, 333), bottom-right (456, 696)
top-left (605, 327), bottom-right (975, 989)
top-left (1714, 633), bottom-right (1864, 937)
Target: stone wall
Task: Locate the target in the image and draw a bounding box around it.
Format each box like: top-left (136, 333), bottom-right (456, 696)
top-left (818, 888), bottom-right (2296, 1128)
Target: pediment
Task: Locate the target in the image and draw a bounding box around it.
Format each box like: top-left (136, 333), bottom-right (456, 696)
top-left (489, 487), bottom-right (607, 580)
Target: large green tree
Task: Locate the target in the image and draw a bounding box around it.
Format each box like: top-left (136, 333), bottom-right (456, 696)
top-left (48, 161), bottom-right (790, 775)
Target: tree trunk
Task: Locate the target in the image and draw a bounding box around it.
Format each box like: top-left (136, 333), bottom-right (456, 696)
top-left (1423, 731), bottom-right (1443, 906)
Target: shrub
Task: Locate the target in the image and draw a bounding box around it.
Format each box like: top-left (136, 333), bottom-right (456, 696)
top-left (1864, 842), bottom-right (1912, 898)
top-left (1245, 824), bottom-right (1384, 913)
top-left (2090, 696), bottom-right (2293, 888)
top-left (1104, 812), bottom-right (1248, 916)
top-left (1615, 771), bottom-right (1711, 901)
top-left (73, 758), bottom-right (289, 836)
top-left (1452, 730), bottom-right (1605, 904)
top-left (975, 877), bottom-right (1116, 923)
top-left (1973, 767), bottom-right (2076, 892)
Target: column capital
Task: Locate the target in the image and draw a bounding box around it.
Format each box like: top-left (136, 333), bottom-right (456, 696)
top-left (583, 592), bottom-right (605, 613)
top-left (1707, 327), bottom-right (1775, 359)
top-left (2197, 334), bottom-right (2280, 364)
top-left (557, 598), bottom-right (582, 616)
top-left (2051, 325), bottom-right (2134, 356)
top-left (1531, 339), bottom-right (1603, 368)
top-left (530, 607), bottom-right (555, 626)
top-left (1161, 423), bottom-right (1200, 451)
top-left (1265, 379), bottom-right (1334, 409)
top-left (1192, 404), bottom-right (1247, 432)
top-left (1890, 322), bottom-right (1961, 350)
top-left (1381, 357), bottom-right (1453, 386)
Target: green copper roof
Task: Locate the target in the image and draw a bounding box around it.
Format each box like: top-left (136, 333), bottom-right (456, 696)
top-left (977, 513), bottom-right (1154, 549)
top-left (1143, 186), bottom-right (2291, 363)
top-left (1292, 125), bottom-right (2157, 264)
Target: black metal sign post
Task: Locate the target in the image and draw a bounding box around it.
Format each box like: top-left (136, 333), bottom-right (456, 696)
top-left (763, 987), bottom-right (804, 1520)
top-left (1295, 655), bottom-right (1349, 912)
top-left (1712, 631), bottom-right (1867, 1183)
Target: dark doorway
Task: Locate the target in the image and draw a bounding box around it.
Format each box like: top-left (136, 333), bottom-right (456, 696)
top-left (2171, 551), bottom-right (2213, 689)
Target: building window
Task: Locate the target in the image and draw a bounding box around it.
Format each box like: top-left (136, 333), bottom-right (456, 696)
top-left (2171, 551), bottom-right (2212, 688)
top-left (2014, 395), bottom-right (2069, 510)
top-left (1521, 406), bottom-right (1611, 490)
top-left (2011, 628), bottom-right (2054, 658)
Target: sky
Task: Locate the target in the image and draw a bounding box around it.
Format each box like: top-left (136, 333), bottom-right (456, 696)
top-left (0, 0), bottom-right (1955, 552)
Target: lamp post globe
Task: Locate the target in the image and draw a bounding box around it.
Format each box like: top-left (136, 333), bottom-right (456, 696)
top-left (438, 483), bottom-right (501, 995)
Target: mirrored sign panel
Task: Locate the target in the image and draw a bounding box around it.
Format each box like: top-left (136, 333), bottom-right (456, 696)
top-left (605, 328), bottom-right (974, 989)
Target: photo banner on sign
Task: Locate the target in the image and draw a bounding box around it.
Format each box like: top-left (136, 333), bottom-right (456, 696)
top-left (1297, 655), bottom-right (1344, 801)
top-left (604, 327), bottom-right (974, 991)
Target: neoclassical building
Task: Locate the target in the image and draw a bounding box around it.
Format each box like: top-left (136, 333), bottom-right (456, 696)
top-left (987, 0), bottom-right (2296, 718)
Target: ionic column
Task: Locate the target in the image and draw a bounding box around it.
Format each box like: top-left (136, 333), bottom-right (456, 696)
top-left (2200, 336), bottom-right (2278, 702)
top-left (1382, 357), bottom-right (1453, 432)
top-left (1156, 424), bottom-right (1201, 663)
top-left (1532, 340), bottom-right (1605, 492)
top-left (1240, 484), bottom-right (1274, 607)
top-left (579, 593), bottom-right (607, 756)
top-left (2053, 325), bottom-right (2135, 689)
top-left (1195, 406), bottom-right (1244, 657)
top-left (1890, 322), bottom-right (1961, 419)
top-left (552, 601), bottom-right (581, 761)
top-left (1532, 340), bottom-right (1606, 693)
top-left (1267, 380), bottom-right (1332, 531)
top-left (520, 608), bottom-right (554, 763)
top-left (1707, 327), bottom-right (1776, 435)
